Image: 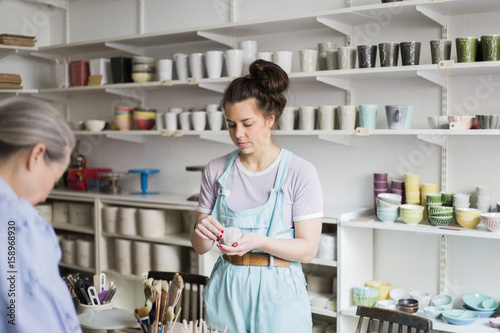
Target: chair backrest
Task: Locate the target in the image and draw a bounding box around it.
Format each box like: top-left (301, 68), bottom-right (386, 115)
top-left (147, 271), bottom-right (209, 322)
top-left (355, 306), bottom-right (433, 333)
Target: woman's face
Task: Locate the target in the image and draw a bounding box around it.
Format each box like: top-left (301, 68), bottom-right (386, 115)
top-left (224, 99), bottom-right (274, 155)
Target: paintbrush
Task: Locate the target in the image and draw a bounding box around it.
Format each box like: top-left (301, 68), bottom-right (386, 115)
top-left (167, 273), bottom-right (184, 309)
top-left (134, 307), bottom-right (148, 333)
top-left (144, 278), bottom-right (154, 305)
top-left (76, 279), bottom-right (92, 305)
top-left (164, 306), bottom-right (175, 333)
top-left (67, 275), bottom-right (86, 304)
top-left (159, 280), bottom-right (169, 332)
top-left (153, 281), bottom-right (162, 333)
top-left (148, 300), bottom-right (156, 333)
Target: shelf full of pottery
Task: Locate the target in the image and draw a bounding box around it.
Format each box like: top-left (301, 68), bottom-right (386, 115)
top-left (368, 172), bottom-right (500, 237)
top-left (35, 199), bottom-right (97, 273)
top-left (345, 281), bottom-right (500, 331)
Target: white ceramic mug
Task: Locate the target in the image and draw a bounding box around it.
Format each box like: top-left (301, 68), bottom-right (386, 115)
top-left (299, 49), bottom-right (318, 72)
top-left (273, 51), bottom-right (293, 74)
top-left (279, 106), bottom-right (297, 131)
top-left (76, 239), bottom-right (94, 268)
top-left (102, 206), bottom-right (119, 233)
top-left (133, 241), bottom-right (151, 276)
top-left (299, 106), bottom-right (317, 130)
top-left (205, 51), bottom-right (224, 79)
top-left (317, 105), bottom-right (336, 130)
top-left (224, 49), bottom-right (244, 77)
top-left (156, 59), bottom-right (172, 81)
top-left (257, 52), bottom-right (273, 61)
top-left (115, 239), bottom-right (132, 275)
top-left (179, 111), bottom-right (192, 131)
top-left (338, 105), bottom-right (357, 130)
top-left (207, 111), bottom-right (224, 131)
top-left (118, 207), bottom-right (137, 235)
top-left (164, 112), bottom-right (178, 131)
top-left (189, 53), bottom-right (205, 79)
top-left (173, 53), bottom-right (189, 80)
top-left (239, 40), bottom-right (258, 74)
top-left (191, 111), bottom-right (207, 131)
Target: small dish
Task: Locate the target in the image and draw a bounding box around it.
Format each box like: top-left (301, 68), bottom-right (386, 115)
top-left (442, 309), bottom-right (479, 325)
top-left (463, 293), bottom-right (496, 311)
top-left (431, 294), bottom-right (453, 310)
top-left (462, 305), bottom-right (495, 318)
top-left (490, 317), bottom-right (500, 329)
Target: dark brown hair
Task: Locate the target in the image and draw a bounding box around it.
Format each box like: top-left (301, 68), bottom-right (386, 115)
top-left (222, 59), bottom-right (289, 123)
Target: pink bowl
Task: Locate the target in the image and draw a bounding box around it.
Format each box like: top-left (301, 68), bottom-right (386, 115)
top-left (480, 213), bottom-right (500, 233)
top-left (115, 118), bottom-right (133, 131)
top-left (134, 118), bottom-right (155, 130)
top-left (447, 116), bottom-right (475, 129)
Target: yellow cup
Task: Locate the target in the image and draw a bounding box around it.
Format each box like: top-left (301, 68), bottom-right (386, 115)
top-left (404, 174), bottom-right (420, 184)
top-left (405, 183), bottom-right (420, 192)
top-left (366, 281), bottom-right (392, 300)
top-left (421, 183), bottom-right (438, 194)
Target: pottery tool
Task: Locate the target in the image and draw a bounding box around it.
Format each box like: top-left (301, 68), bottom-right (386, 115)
top-left (99, 273), bottom-right (106, 292)
top-left (98, 290), bottom-right (108, 304)
top-left (134, 307), bottom-right (149, 333)
top-left (71, 289), bottom-right (79, 311)
top-left (66, 275), bottom-right (86, 304)
top-left (167, 273), bottom-right (184, 308)
top-left (153, 281), bottom-right (162, 333)
top-left (93, 274), bottom-right (100, 289)
top-left (159, 281), bottom-right (169, 331)
top-left (88, 286), bottom-right (101, 305)
top-left (102, 285), bottom-right (116, 304)
top-left (144, 278), bottom-right (154, 305)
top-left (76, 279), bottom-right (91, 305)
top-left (164, 306), bottom-right (175, 332)
top-left (148, 300), bottom-right (156, 333)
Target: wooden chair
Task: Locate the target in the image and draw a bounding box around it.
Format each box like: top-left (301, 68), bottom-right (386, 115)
top-left (147, 271), bottom-right (209, 322)
top-left (355, 306), bottom-right (433, 333)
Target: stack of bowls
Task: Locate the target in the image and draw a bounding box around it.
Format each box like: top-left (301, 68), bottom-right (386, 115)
top-left (400, 204), bottom-right (425, 225)
top-left (453, 193), bottom-right (470, 222)
top-left (475, 186), bottom-right (492, 212)
top-left (404, 174), bottom-right (420, 205)
top-left (366, 281), bottom-right (392, 300)
top-left (441, 192), bottom-right (454, 206)
top-left (376, 193), bottom-right (401, 223)
top-left (456, 208), bottom-right (482, 229)
top-left (421, 184), bottom-right (438, 220)
top-left (132, 56), bottom-right (156, 83)
top-left (353, 287), bottom-right (379, 306)
top-left (373, 173), bottom-right (388, 212)
top-left (480, 213), bottom-right (500, 233)
top-left (428, 206), bottom-right (454, 226)
top-left (442, 309), bottom-right (480, 325)
top-left (114, 106), bottom-right (134, 131)
top-left (397, 298), bottom-right (419, 313)
top-left (462, 293), bottom-right (498, 318)
top-left (133, 107), bottom-right (156, 130)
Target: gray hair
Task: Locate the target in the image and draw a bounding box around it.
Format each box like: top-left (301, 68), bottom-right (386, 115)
top-left (0, 97), bottom-right (75, 163)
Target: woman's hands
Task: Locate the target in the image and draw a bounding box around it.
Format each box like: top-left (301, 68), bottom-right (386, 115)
top-left (217, 232), bottom-right (264, 256)
top-left (193, 215), bottom-right (224, 242)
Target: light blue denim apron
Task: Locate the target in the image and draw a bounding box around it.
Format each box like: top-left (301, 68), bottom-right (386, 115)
top-left (203, 149), bottom-right (312, 333)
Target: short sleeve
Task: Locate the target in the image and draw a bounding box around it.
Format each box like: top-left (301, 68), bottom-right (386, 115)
top-left (197, 154), bottom-right (228, 214)
top-left (286, 157), bottom-right (323, 222)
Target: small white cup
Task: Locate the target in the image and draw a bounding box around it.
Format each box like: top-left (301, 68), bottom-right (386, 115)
top-left (156, 112), bottom-right (165, 130)
top-left (338, 105), bottom-right (357, 130)
top-left (115, 239), bottom-right (132, 275)
top-left (156, 59), bottom-right (172, 81)
top-left (179, 111), bottom-right (192, 131)
top-left (299, 49), bottom-right (318, 72)
top-left (274, 51), bottom-right (293, 74)
top-left (173, 53), bottom-right (189, 80)
top-left (279, 106), bottom-right (297, 131)
top-left (318, 105), bottom-right (336, 130)
top-left (207, 111), bottom-right (224, 131)
top-left (164, 112), bottom-right (178, 131)
top-left (102, 206), bottom-right (119, 233)
top-left (191, 111), bottom-right (207, 131)
top-left (257, 52), bottom-right (273, 61)
top-left (133, 241), bottom-right (151, 276)
top-left (118, 207), bottom-right (137, 235)
top-left (240, 40), bottom-right (258, 74)
top-left (189, 52), bottom-right (205, 79)
top-left (299, 106), bottom-right (317, 130)
top-left (76, 239), bottom-right (94, 268)
top-left (224, 49), bottom-right (244, 77)
top-left (205, 51), bottom-right (224, 79)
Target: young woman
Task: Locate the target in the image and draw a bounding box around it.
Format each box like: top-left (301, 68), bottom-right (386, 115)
top-left (191, 59), bottom-right (323, 332)
top-left (0, 97), bottom-right (81, 332)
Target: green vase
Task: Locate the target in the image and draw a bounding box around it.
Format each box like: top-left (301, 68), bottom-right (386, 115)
top-left (456, 37), bottom-right (478, 62)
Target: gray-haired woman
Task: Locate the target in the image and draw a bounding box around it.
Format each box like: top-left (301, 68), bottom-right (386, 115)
top-left (0, 97), bottom-right (82, 332)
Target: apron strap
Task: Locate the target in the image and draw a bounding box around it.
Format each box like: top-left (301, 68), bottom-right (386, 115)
top-left (217, 149), bottom-right (241, 188)
top-left (273, 149), bottom-right (293, 190)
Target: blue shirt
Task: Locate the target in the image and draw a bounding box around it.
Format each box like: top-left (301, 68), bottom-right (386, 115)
top-left (0, 177), bottom-right (82, 332)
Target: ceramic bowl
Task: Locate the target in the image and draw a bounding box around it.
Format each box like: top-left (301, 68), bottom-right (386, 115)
top-left (400, 204), bottom-right (425, 212)
top-left (424, 306), bottom-right (444, 318)
top-left (463, 305), bottom-right (495, 318)
top-left (84, 120), bottom-right (106, 132)
top-left (480, 213), bottom-right (500, 233)
top-left (377, 209), bottom-right (399, 223)
top-left (428, 216), bottom-right (453, 226)
top-left (410, 290), bottom-right (432, 307)
top-left (428, 206), bottom-right (454, 214)
top-left (134, 111), bottom-right (157, 118)
top-left (442, 309), bottom-right (480, 325)
top-left (353, 286), bottom-right (380, 298)
top-left (134, 118), bottom-right (156, 130)
top-left (431, 294), bottom-right (454, 310)
top-left (376, 299), bottom-right (397, 310)
top-left (427, 116), bottom-right (450, 129)
top-left (447, 116), bottom-right (475, 129)
top-left (401, 214), bottom-right (424, 225)
top-left (132, 64), bottom-right (156, 73)
top-left (377, 193), bottom-right (402, 205)
top-left (456, 208), bottom-right (482, 217)
top-left (132, 56), bottom-right (156, 65)
top-left (476, 114), bottom-right (500, 129)
top-left (426, 193), bottom-right (443, 203)
top-left (463, 293), bottom-right (498, 311)
top-left (456, 215), bottom-right (481, 229)
top-left (397, 298), bottom-right (419, 313)
top-left (132, 72), bottom-right (155, 83)
top-left (366, 281), bottom-right (392, 300)
top-left (390, 288), bottom-right (409, 301)
top-left (354, 294), bottom-right (379, 306)
top-left (68, 120), bottom-right (84, 131)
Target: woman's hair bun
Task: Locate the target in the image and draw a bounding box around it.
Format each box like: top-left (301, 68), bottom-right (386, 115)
top-left (249, 59), bottom-right (289, 94)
